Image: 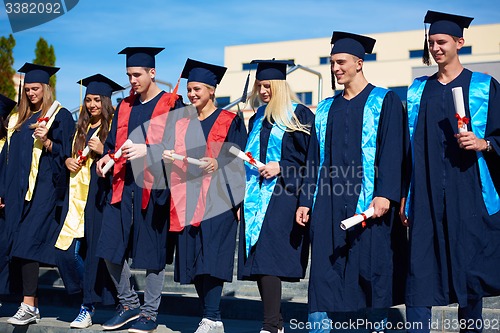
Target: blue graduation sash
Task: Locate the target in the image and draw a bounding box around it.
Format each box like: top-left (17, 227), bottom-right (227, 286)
top-left (312, 87), bottom-right (389, 213)
top-left (405, 72), bottom-right (499, 216)
top-left (243, 103), bottom-right (297, 257)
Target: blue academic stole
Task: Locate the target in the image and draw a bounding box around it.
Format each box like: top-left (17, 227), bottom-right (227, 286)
top-left (312, 87), bottom-right (389, 213)
top-left (243, 103), bottom-right (297, 257)
top-left (405, 72), bottom-right (499, 216)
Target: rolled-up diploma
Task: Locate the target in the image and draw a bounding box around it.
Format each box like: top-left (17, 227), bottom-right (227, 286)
top-left (102, 139), bottom-right (132, 176)
top-left (171, 152), bottom-right (207, 166)
top-left (452, 87), bottom-right (468, 133)
top-left (229, 146), bottom-right (265, 168)
top-left (77, 146), bottom-right (90, 163)
top-left (32, 100), bottom-right (61, 139)
top-left (340, 207), bottom-right (375, 230)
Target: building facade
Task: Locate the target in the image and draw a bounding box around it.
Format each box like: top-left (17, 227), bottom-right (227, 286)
top-left (216, 23), bottom-right (500, 112)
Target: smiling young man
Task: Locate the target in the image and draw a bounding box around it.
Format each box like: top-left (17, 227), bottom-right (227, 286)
top-left (95, 47), bottom-right (184, 333)
top-left (401, 11), bottom-right (500, 333)
top-left (296, 32), bottom-right (407, 332)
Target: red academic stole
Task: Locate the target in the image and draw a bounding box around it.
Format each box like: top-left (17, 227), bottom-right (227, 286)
top-left (111, 92), bottom-right (178, 209)
top-left (169, 110), bottom-right (236, 231)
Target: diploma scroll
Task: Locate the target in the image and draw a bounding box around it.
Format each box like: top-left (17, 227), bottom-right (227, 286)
top-left (452, 87), bottom-right (468, 133)
top-left (171, 152), bottom-right (207, 166)
top-left (77, 146), bottom-right (90, 163)
top-left (229, 146), bottom-right (265, 168)
top-left (32, 100), bottom-right (61, 139)
top-left (340, 207), bottom-right (375, 230)
top-left (101, 139), bottom-right (132, 176)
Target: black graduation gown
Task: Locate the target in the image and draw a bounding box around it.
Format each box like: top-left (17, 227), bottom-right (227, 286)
top-left (406, 69), bottom-right (500, 308)
top-left (56, 127), bottom-right (116, 305)
top-left (173, 109), bottom-right (247, 284)
top-left (238, 104), bottom-right (314, 282)
top-left (1, 108), bottom-right (74, 267)
top-left (300, 85), bottom-right (407, 313)
top-left (96, 91), bottom-right (185, 271)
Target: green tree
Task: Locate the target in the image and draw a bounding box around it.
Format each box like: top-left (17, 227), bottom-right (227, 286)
top-left (0, 34), bottom-right (16, 100)
top-left (33, 37), bottom-right (56, 92)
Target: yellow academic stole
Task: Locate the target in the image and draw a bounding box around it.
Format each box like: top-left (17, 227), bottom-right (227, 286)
top-left (55, 126), bottom-right (100, 250)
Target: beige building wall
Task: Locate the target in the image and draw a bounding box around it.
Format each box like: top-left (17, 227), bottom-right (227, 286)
top-left (217, 23), bottom-right (500, 112)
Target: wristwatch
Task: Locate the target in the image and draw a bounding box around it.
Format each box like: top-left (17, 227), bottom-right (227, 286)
top-left (485, 139), bottom-right (492, 152)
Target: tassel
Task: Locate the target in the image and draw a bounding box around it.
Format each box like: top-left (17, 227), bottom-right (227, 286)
top-left (241, 73), bottom-right (250, 104)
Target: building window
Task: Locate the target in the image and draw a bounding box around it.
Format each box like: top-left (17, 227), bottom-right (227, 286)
top-left (216, 96), bottom-right (231, 107)
top-left (320, 56), bottom-right (330, 65)
top-left (296, 92), bottom-right (312, 105)
top-left (389, 86), bottom-right (408, 103)
top-left (459, 46), bottom-right (472, 55)
top-left (409, 49), bottom-right (424, 59)
top-left (365, 53), bottom-right (377, 61)
top-left (242, 62), bottom-right (258, 71)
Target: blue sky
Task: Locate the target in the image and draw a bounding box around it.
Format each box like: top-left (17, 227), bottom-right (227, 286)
top-left (1, 0), bottom-right (499, 110)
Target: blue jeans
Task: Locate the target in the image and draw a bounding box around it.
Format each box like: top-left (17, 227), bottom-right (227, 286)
top-left (105, 259), bottom-right (165, 321)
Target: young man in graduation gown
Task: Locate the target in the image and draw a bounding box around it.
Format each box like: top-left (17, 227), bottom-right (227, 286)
top-left (296, 32), bottom-right (407, 332)
top-left (401, 11), bottom-right (500, 333)
top-left (96, 47), bottom-right (184, 333)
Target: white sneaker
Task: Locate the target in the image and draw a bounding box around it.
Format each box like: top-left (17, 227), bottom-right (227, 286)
top-left (195, 318), bottom-right (225, 333)
top-left (70, 304), bottom-right (94, 328)
top-left (7, 303), bottom-right (40, 325)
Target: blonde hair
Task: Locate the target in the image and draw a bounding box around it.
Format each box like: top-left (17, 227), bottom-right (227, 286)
top-left (13, 83), bottom-right (54, 131)
top-left (248, 79), bottom-right (310, 134)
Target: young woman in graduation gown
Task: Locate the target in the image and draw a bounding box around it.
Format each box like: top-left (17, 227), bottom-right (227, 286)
top-left (163, 58), bottom-right (247, 333)
top-left (238, 60), bottom-right (314, 333)
top-left (0, 94), bottom-right (17, 303)
top-left (54, 74), bottom-right (123, 328)
top-left (0, 63), bottom-right (74, 325)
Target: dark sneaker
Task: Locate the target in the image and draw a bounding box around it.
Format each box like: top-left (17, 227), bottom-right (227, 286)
top-left (102, 304), bottom-right (140, 330)
top-left (128, 315), bottom-right (158, 333)
top-left (7, 303), bottom-right (40, 325)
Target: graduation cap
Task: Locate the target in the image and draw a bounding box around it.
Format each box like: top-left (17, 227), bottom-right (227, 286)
top-left (77, 74), bottom-right (125, 98)
top-left (0, 93), bottom-right (16, 118)
top-left (251, 59), bottom-right (294, 81)
top-left (330, 31), bottom-right (376, 60)
top-left (18, 62), bottom-right (59, 84)
top-left (425, 10), bottom-right (473, 37)
top-left (118, 47), bottom-right (164, 68)
top-left (181, 58), bottom-right (227, 87)
top-left (422, 10), bottom-right (474, 65)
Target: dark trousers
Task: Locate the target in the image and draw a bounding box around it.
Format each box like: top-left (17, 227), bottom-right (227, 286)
top-left (257, 275), bottom-right (283, 333)
top-left (194, 275), bottom-right (224, 321)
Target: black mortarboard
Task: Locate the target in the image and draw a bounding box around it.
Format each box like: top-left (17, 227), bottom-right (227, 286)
top-left (251, 59), bottom-right (294, 81)
top-left (18, 62), bottom-right (59, 84)
top-left (330, 31), bottom-right (376, 60)
top-left (78, 74), bottom-right (125, 98)
top-left (425, 10), bottom-right (473, 37)
top-left (118, 47), bottom-right (164, 68)
top-left (181, 58), bottom-right (227, 87)
top-left (0, 93), bottom-right (16, 118)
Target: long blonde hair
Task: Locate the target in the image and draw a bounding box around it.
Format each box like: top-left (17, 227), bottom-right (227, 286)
top-left (248, 79), bottom-right (310, 134)
top-left (13, 83), bottom-right (54, 131)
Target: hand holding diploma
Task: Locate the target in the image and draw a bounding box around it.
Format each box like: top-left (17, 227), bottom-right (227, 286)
top-left (171, 152), bottom-right (207, 166)
top-left (101, 139), bottom-right (132, 176)
top-left (32, 100), bottom-right (61, 139)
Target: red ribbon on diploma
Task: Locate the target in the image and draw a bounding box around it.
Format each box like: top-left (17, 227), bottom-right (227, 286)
top-left (77, 150), bottom-right (87, 164)
top-left (246, 152), bottom-right (257, 166)
top-left (37, 117), bottom-right (49, 123)
top-left (455, 113), bottom-right (469, 128)
top-left (108, 150), bottom-right (121, 163)
top-left (354, 212), bottom-right (369, 228)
